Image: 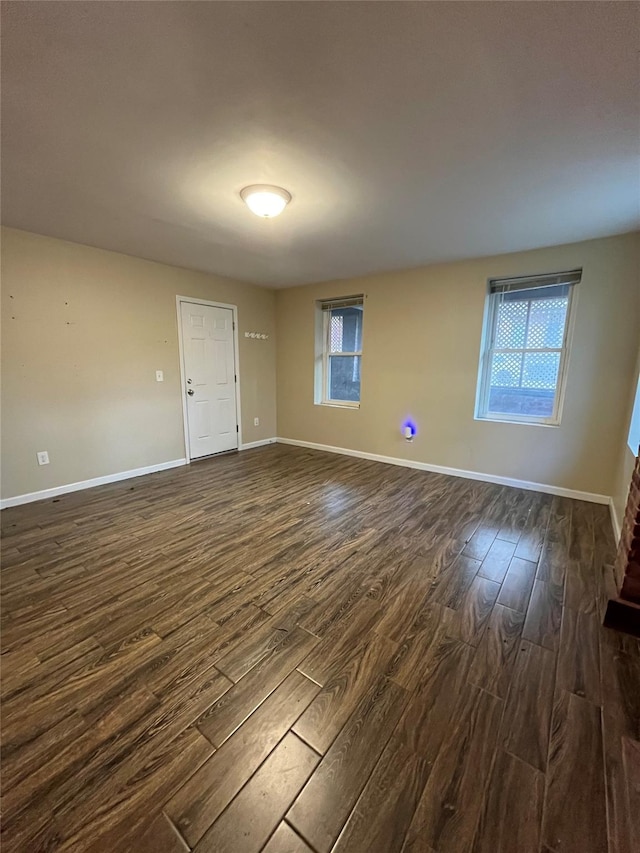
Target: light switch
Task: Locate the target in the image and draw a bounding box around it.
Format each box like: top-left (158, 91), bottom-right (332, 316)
top-left (156, 370), bottom-right (164, 382)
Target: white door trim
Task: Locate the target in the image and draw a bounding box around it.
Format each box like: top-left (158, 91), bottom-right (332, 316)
top-left (176, 296), bottom-right (243, 462)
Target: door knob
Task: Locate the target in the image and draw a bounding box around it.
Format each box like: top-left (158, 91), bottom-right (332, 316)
top-left (187, 389), bottom-right (195, 396)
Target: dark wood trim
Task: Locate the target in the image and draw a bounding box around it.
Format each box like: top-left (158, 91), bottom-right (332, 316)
top-left (603, 597), bottom-right (640, 638)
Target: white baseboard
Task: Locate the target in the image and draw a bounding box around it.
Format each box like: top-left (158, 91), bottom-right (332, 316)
top-left (276, 437), bottom-right (611, 505)
top-left (609, 498), bottom-right (622, 544)
top-left (1, 436), bottom-right (615, 530)
top-left (0, 458), bottom-right (187, 509)
top-left (239, 438), bottom-right (277, 451)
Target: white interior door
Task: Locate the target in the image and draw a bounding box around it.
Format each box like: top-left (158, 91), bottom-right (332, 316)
top-left (180, 301), bottom-right (238, 458)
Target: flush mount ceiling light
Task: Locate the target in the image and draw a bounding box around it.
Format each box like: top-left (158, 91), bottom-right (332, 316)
top-left (240, 184), bottom-right (291, 218)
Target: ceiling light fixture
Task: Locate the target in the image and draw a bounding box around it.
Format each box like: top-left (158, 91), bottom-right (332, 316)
top-left (240, 184), bottom-right (291, 218)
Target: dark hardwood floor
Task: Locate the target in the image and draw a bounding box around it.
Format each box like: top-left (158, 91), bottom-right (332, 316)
top-left (1, 444), bottom-right (639, 852)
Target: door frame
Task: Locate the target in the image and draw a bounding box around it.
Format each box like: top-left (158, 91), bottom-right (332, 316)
top-left (176, 296), bottom-right (243, 462)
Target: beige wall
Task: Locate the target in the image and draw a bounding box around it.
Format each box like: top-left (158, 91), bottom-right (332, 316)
top-left (1, 227), bottom-right (276, 500)
top-left (276, 232), bottom-right (640, 498)
top-left (3, 228), bottom-right (637, 503)
top-left (611, 346), bottom-right (640, 542)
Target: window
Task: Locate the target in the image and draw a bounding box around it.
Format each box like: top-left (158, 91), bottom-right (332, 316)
top-left (316, 296), bottom-right (364, 406)
top-left (628, 374), bottom-right (640, 454)
top-left (476, 270), bottom-right (580, 425)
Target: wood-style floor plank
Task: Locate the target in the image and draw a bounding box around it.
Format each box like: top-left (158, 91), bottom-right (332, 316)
top-left (296, 597), bottom-right (382, 685)
top-left (389, 634), bottom-right (474, 762)
top-left (196, 625), bottom-right (319, 747)
top-left (512, 492), bottom-right (550, 561)
top-left (600, 622), bottom-right (640, 853)
top-left (522, 578), bottom-right (563, 651)
top-left (373, 565), bottom-right (432, 645)
top-left (292, 631), bottom-right (397, 754)
top-left (129, 813), bottom-right (189, 853)
top-left (467, 603), bottom-right (525, 699)
top-left (287, 676), bottom-right (408, 853)
top-left (536, 495), bottom-right (572, 590)
top-left (214, 610), bottom-right (297, 683)
top-left (434, 553), bottom-right (481, 609)
top-left (383, 602), bottom-right (453, 691)
top-left (61, 726), bottom-right (215, 852)
top-left (500, 639), bottom-right (556, 772)
top-left (497, 556), bottom-right (537, 613)
top-left (602, 705), bottom-right (636, 853)
top-left (262, 823), bottom-right (314, 853)
top-left (450, 575), bottom-right (501, 647)
top-left (557, 606), bottom-right (601, 704)
top-left (623, 737), bottom-right (640, 853)
top-left (402, 685), bottom-right (503, 853)
top-left (166, 670), bottom-right (318, 847)
top-left (472, 749), bottom-right (544, 853)
top-left (462, 525), bottom-right (498, 562)
top-left (332, 741), bottom-right (430, 853)
top-left (565, 500), bottom-right (597, 614)
top-left (542, 690), bottom-right (607, 853)
top-left (477, 537), bottom-right (516, 584)
top-left (193, 733), bottom-right (319, 853)
top-left (496, 488), bottom-right (534, 543)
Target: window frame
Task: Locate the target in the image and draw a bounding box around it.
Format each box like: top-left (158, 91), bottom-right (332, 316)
top-left (475, 278), bottom-right (578, 427)
top-left (627, 373), bottom-right (640, 454)
top-left (316, 297), bottom-right (364, 408)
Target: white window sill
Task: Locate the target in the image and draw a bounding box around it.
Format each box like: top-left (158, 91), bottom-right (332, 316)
top-left (315, 401), bottom-right (360, 410)
top-left (474, 415), bottom-right (560, 428)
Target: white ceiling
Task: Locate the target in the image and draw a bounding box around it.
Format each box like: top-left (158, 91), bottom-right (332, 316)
top-left (2, 1), bottom-right (638, 288)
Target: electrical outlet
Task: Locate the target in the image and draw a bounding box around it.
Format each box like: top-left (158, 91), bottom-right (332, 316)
top-left (254, 417), bottom-right (259, 427)
top-left (155, 370), bottom-right (164, 382)
top-left (37, 451), bottom-right (50, 466)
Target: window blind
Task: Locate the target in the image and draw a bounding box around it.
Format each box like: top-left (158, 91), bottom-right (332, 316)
top-left (320, 296), bottom-right (364, 311)
top-left (489, 269), bottom-right (581, 296)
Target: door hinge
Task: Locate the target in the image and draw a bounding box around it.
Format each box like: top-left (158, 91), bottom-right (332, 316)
top-left (234, 374), bottom-right (237, 383)
top-left (232, 321), bottom-right (235, 331)
top-left (236, 424), bottom-right (239, 432)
